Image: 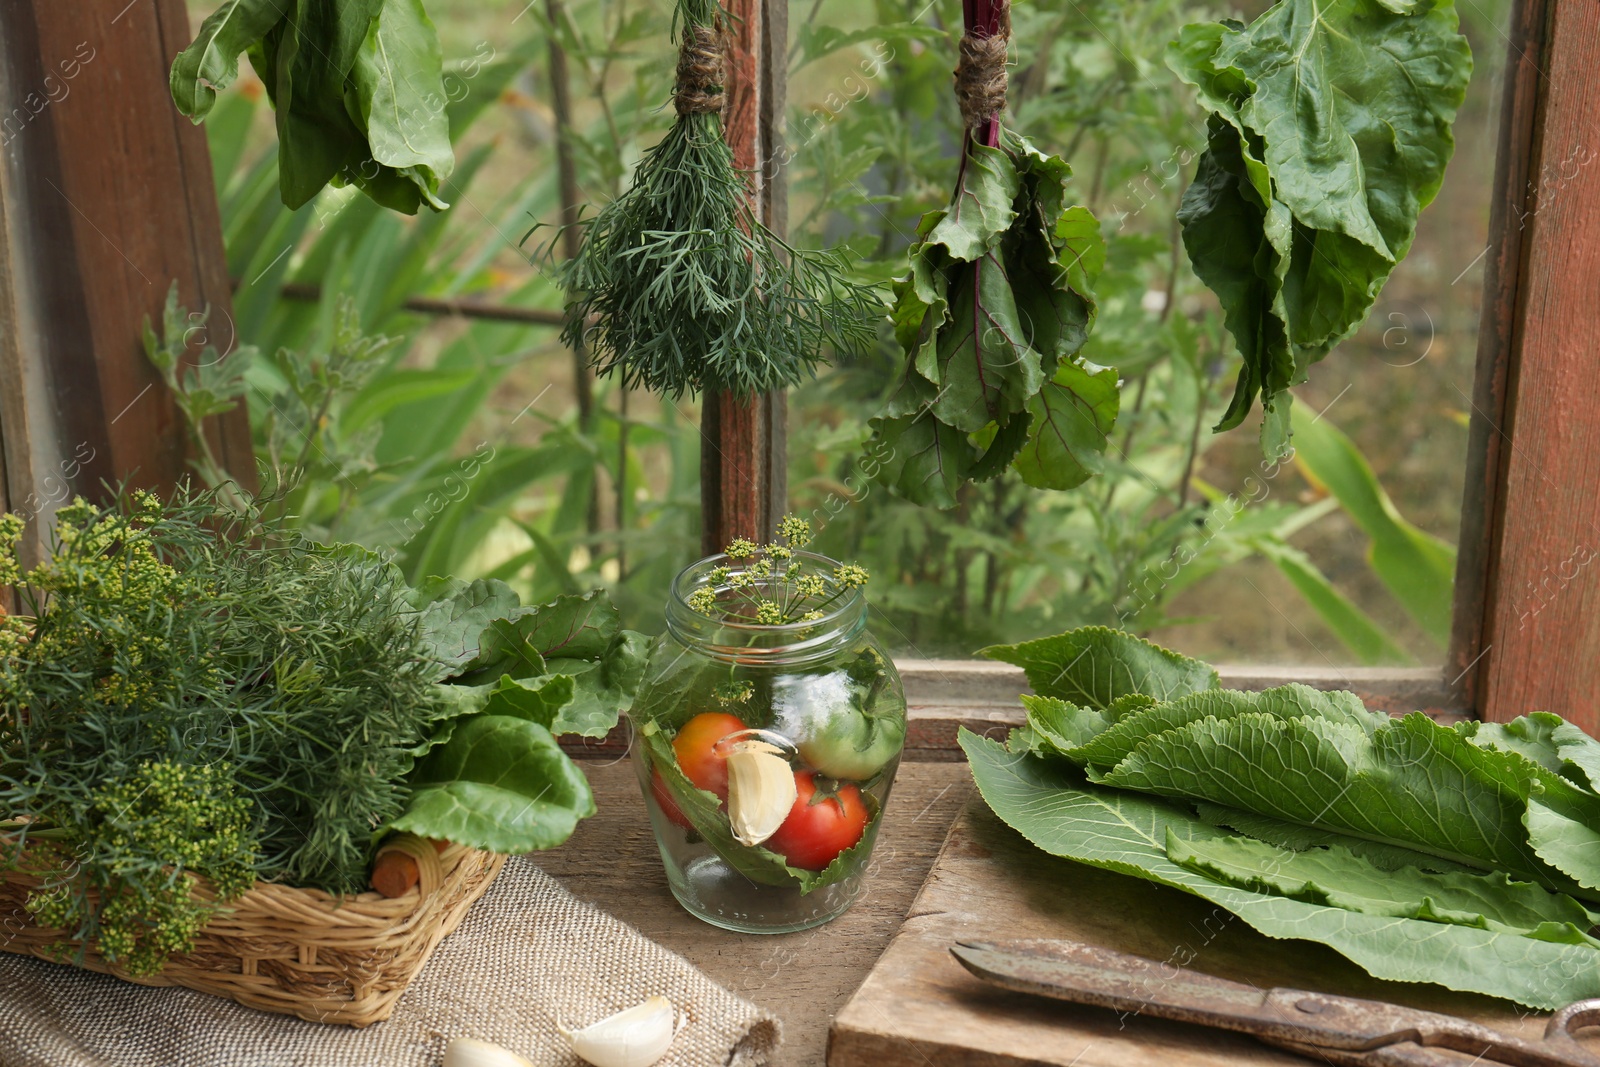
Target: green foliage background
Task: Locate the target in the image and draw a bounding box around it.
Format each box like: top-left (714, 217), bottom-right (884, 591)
top-left (180, 0), bottom-right (1510, 665)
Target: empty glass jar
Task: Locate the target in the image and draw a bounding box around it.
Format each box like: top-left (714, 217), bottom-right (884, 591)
top-left (631, 551), bottom-right (906, 933)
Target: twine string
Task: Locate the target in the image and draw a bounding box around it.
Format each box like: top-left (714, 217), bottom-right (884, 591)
top-left (954, 3), bottom-right (1011, 131)
top-left (675, 23), bottom-right (727, 116)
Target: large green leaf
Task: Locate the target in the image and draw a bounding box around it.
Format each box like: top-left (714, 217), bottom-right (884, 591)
top-left (347, 0), bottom-right (454, 210)
top-left (961, 729), bottom-right (1600, 1009)
top-left (1063, 685), bottom-right (1384, 770)
top-left (1175, 116), bottom-right (1288, 443)
top-left (1456, 712), bottom-right (1570, 776)
top-left (929, 251), bottom-right (1044, 433)
top-left (1169, 0), bottom-right (1472, 456)
top-left (412, 577), bottom-right (521, 673)
top-left (867, 409), bottom-right (974, 511)
top-left (171, 0), bottom-right (290, 121)
top-left (981, 626), bottom-right (1218, 709)
top-left (480, 673), bottom-right (575, 731)
top-left (273, 0), bottom-right (376, 209)
top-left (1012, 360), bottom-right (1118, 491)
top-left (922, 142), bottom-right (1019, 263)
top-left (548, 629), bottom-right (651, 738)
top-left (1554, 722), bottom-right (1600, 792)
top-left (391, 714), bottom-right (595, 853)
top-left (1166, 832), bottom-right (1598, 936)
top-left (426, 589), bottom-right (639, 739)
top-left (1290, 410), bottom-right (1455, 644)
top-left (1097, 712), bottom-right (1564, 879)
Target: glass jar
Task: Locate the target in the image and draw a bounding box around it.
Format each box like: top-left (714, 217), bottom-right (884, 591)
top-left (631, 551), bottom-right (906, 934)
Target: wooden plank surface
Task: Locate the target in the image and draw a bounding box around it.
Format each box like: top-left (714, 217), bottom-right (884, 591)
top-left (540, 760), bottom-right (973, 1066)
top-left (1473, 0), bottom-right (1600, 729)
top-left (829, 799), bottom-right (1570, 1067)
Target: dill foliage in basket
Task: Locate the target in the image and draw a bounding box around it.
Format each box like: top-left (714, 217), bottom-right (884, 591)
top-left (553, 0), bottom-right (880, 398)
top-left (0, 491), bottom-right (444, 974)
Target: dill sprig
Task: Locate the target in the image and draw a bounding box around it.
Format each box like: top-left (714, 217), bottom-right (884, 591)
top-left (553, 0), bottom-right (881, 399)
top-left (0, 488), bottom-right (449, 972)
top-left (210, 542), bottom-right (440, 891)
top-left (687, 515), bottom-right (870, 624)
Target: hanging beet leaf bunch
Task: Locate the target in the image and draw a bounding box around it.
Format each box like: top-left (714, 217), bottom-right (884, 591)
top-left (1170, 0), bottom-right (1472, 458)
top-left (867, 0), bottom-right (1115, 511)
top-left (169, 0), bottom-right (453, 214)
top-left (553, 0), bottom-right (881, 399)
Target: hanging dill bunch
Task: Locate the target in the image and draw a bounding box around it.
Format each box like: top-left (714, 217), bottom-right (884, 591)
top-left (557, 0), bottom-right (880, 399)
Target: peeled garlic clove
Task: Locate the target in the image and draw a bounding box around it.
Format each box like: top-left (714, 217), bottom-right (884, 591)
top-left (443, 1036), bottom-right (535, 1067)
top-left (559, 995), bottom-right (679, 1067)
top-left (727, 741), bottom-right (798, 847)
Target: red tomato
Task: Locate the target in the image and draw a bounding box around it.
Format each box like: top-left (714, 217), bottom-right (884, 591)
top-left (766, 771), bottom-right (869, 870)
top-left (672, 711), bottom-right (748, 801)
top-left (651, 768), bottom-right (692, 829)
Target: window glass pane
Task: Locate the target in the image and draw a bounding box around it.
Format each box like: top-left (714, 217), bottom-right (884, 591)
top-left (779, 0), bottom-right (1514, 665)
top-left (193, 0), bottom-right (1513, 667)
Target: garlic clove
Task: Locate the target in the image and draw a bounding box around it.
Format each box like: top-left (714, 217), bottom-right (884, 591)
top-left (726, 741), bottom-right (798, 847)
top-left (443, 1036), bottom-right (535, 1067)
top-left (558, 995), bottom-right (680, 1067)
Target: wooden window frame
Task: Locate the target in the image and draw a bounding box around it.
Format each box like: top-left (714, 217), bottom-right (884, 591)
top-left (0, 0), bottom-right (254, 575)
top-left (1, 0), bottom-right (1594, 732)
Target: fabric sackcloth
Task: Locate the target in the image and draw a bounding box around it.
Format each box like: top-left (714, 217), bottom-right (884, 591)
top-left (0, 857), bottom-right (781, 1067)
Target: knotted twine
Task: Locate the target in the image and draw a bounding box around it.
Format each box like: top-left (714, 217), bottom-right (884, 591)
top-left (954, 2), bottom-right (1012, 131)
top-left (674, 23), bottom-right (727, 117)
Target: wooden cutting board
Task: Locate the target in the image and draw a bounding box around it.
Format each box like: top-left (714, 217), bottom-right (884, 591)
top-left (828, 797), bottom-right (1564, 1067)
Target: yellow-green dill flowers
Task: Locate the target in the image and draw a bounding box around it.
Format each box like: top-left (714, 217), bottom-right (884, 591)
top-left (690, 515), bottom-right (869, 625)
top-left (778, 515), bottom-right (812, 548)
top-left (795, 574), bottom-right (827, 599)
top-left (834, 564), bottom-right (870, 589)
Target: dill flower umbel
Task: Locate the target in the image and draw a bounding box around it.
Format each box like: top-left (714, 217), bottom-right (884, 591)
top-left (685, 514), bottom-right (869, 626)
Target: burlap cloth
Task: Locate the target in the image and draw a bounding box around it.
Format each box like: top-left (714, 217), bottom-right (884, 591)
top-left (0, 857), bottom-right (781, 1067)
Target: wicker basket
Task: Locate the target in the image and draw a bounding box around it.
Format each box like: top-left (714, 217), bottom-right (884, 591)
top-left (0, 841), bottom-right (506, 1027)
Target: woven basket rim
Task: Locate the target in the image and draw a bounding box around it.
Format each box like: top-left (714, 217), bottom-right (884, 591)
top-left (0, 840), bottom-right (506, 1027)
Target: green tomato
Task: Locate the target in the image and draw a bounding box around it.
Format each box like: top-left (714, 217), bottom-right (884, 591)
top-left (796, 702), bottom-right (905, 781)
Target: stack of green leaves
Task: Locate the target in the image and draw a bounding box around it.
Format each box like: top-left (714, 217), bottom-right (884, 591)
top-left (867, 133), bottom-right (1114, 509)
top-left (170, 0), bottom-right (453, 213)
top-left (0, 492), bottom-right (642, 976)
top-left (555, 0), bottom-right (880, 399)
top-left (1169, 0), bottom-right (1472, 458)
top-left (963, 627), bottom-right (1600, 1009)
top-left (393, 579), bottom-right (649, 853)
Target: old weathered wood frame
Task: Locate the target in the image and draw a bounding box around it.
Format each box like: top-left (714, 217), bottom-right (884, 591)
top-left (0, 0), bottom-right (255, 570)
top-left (699, 0), bottom-right (789, 555)
top-left (0, 0), bottom-right (1592, 731)
top-left (1446, 0), bottom-right (1600, 729)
